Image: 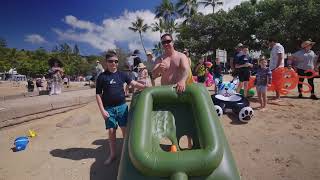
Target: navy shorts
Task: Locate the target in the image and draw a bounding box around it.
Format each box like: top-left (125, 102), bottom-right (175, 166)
top-left (238, 69), bottom-right (250, 82)
top-left (104, 103), bottom-right (128, 129)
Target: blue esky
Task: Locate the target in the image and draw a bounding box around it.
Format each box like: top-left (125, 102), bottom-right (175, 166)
top-left (0, 0), bottom-right (246, 55)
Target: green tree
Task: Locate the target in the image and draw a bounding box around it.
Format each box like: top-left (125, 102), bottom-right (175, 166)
top-left (198, 0), bottom-right (223, 14)
top-left (151, 18), bottom-right (166, 39)
top-left (128, 16), bottom-right (150, 55)
top-left (73, 44), bottom-right (80, 55)
top-left (176, 0), bottom-right (198, 22)
top-left (0, 37), bottom-right (7, 48)
top-left (152, 42), bottom-right (163, 57)
top-left (155, 0), bottom-right (176, 22)
top-left (164, 19), bottom-right (178, 34)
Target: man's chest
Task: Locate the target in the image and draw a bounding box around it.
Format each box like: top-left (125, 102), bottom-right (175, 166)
top-left (163, 57), bottom-right (180, 69)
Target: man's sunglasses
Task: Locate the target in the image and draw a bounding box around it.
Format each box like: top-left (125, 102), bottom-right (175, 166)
top-left (161, 39), bottom-right (172, 45)
top-left (107, 60), bottom-right (119, 63)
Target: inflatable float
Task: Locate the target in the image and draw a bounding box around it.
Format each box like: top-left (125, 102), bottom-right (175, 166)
top-left (117, 84), bottom-right (240, 180)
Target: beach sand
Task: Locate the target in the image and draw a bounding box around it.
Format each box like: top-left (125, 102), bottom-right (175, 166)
top-left (0, 75), bottom-right (319, 180)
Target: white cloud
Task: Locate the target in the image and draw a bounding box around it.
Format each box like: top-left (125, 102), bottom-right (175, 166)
top-left (54, 10), bottom-right (160, 53)
top-left (24, 34), bottom-right (47, 44)
top-left (54, 1), bottom-right (247, 53)
top-left (198, 0), bottom-right (248, 15)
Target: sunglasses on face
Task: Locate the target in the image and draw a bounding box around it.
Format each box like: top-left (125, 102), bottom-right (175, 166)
top-left (107, 59), bottom-right (119, 64)
top-left (161, 39), bottom-right (172, 45)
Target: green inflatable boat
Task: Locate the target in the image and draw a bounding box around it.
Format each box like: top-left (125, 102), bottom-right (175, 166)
top-left (118, 83), bottom-right (240, 180)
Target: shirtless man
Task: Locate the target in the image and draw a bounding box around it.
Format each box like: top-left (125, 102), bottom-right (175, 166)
top-left (152, 33), bottom-right (193, 148)
top-left (152, 33), bottom-right (191, 93)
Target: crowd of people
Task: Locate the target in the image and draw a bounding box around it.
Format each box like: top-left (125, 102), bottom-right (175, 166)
top-left (193, 38), bottom-right (319, 110)
top-left (95, 33), bottom-right (319, 165)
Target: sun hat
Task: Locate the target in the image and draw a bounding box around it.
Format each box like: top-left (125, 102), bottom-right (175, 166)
top-left (301, 40), bottom-right (315, 48)
top-left (137, 63), bottom-right (146, 69)
top-left (146, 51), bottom-right (153, 56)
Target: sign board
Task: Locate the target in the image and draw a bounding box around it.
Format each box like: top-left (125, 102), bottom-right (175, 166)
top-left (216, 49), bottom-right (227, 63)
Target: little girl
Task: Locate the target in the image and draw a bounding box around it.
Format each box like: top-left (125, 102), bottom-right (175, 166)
top-left (255, 57), bottom-right (272, 111)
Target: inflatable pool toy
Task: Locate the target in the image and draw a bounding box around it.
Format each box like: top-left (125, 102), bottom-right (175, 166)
top-left (248, 67), bottom-right (318, 95)
top-left (204, 72), bottom-right (214, 87)
top-left (118, 84), bottom-right (240, 180)
top-left (239, 89), bottom-right (255, 97)
top-left (14, 136), bottom-right (29, 151)
top-left (211, 79), bottom-right (254, 122)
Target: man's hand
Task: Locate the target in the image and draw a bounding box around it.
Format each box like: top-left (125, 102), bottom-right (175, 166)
top-left (102, 110), bottom-right (110, 120)
top-left (246, 63), bottom-right (253, 68)
top-left (159, 61), bottom-right (169, 72)
top-left (176, 80), bottom-right (186, 93)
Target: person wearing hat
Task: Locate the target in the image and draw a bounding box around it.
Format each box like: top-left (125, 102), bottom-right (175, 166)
top-left (95, 60), bottom-right (104, 81)
top-left (132, 49), bottom-right (142, 75)
top-left (48, 58), bottom-right (64, 95)
top-left (137, 63), bottom-right (149, 88)
top-left (290, 40), bottom-right (318, 99)
top-left (145, 51), bottom-right (156, 86)
top-left (231, 43), bottom-right (244, 78)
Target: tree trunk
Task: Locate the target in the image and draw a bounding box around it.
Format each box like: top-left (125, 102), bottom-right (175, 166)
top-left (139, 32), bottom-right (147, 56)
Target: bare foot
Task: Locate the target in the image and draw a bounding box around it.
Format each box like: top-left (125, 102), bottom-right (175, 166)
top-left (104, 156), bottom-right (116, 165)
top-left (260, 108), bottom-right (267, 112)
top-left (273, 98), bottom-right (282, 102)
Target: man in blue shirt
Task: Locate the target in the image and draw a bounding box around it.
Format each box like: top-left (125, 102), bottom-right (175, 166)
top-left (96, 51), bottom-right (146, 165)
top-left (235, 46), bottom-right (253, 97)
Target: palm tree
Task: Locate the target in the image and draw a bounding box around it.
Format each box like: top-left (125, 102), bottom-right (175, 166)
top-left (198, 0), bottom-right (223, 14)
top-left (176, 0), bottom-right (198, 19)
top-left (128, 17), bottom-right (150, 55)
top-left (155, 0), bottom-right (176, 23)
top-left (164, 19), bottom-right (178, 34)
top-left (151, 18), bottom-right (166, 39)
top-left (152, 42), bottom-right (163, 57)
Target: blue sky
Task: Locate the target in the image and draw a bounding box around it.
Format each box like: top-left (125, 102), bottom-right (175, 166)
top-left (0, 0), bottom-right (246, 55)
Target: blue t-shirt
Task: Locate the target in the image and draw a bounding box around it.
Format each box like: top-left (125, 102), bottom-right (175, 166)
top-left (96, 71), bottom-right (132, 107)
top-left (236, 54), bottom-right (252, 71)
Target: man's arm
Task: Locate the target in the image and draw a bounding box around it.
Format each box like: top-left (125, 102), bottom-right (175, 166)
top-left (176, 53), bottom-right (190, 93)
top-left (130, 80), bottom-right (147, 89)
top-left (152, 57), bottom-right (163, 78)
top-left (96, 94), bottom-right (109, 119)
top-left (276, 53), bottom-right (284, 68)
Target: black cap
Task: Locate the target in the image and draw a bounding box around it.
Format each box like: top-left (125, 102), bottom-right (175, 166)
top-left (133, 49), bottom-right (140, 55)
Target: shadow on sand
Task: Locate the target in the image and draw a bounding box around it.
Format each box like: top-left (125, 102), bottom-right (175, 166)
top-left (50, 139), bottom-right (123, 180)
top-left (226, 113), bottom-right (248, 125)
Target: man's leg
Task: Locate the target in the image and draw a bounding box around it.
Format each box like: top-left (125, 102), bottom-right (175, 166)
top-left (237, 82), bottom-right (243, 93)
top-left (243, 81), bottom-right (249, 97)
top-left (297, 69), bottom-right (305, 98)
top-left (308, 77), bottom-right (318, 99)
top-left (120, 127), bottom-right (126, 139)
top-left (105, 128), bottom-right (117, 165)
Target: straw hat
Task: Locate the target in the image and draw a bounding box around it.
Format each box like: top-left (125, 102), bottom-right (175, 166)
top-left (137, 63), bottom-right (146, 69)
top-left (301, 40), bottom-right (315, 48)
top-left (146, 51), bottom-right (153, 56)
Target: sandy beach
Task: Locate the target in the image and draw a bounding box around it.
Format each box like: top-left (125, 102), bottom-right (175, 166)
top-left (0, 75), bottom-right (319, 180)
